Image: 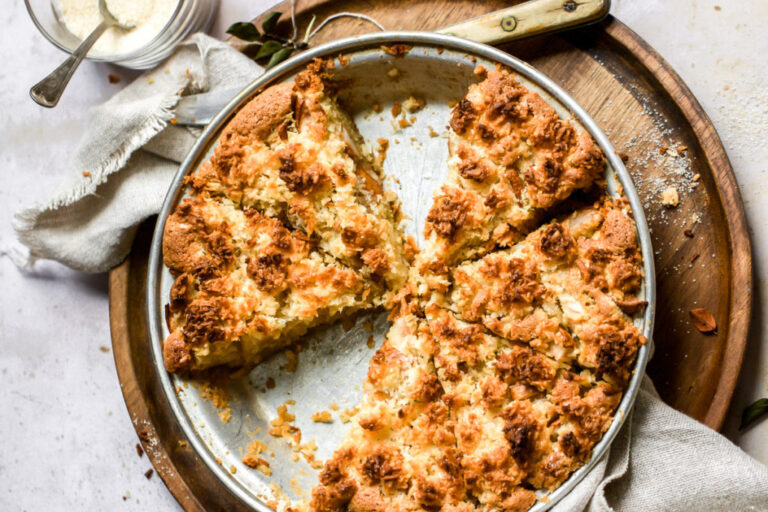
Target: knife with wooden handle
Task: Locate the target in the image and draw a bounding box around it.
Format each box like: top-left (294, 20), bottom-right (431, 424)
top-left (174, 0), bottom-right (610, 126)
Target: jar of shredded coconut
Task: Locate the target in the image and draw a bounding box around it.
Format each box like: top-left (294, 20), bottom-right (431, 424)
top-left (26, 0), bottom-right (218, 69)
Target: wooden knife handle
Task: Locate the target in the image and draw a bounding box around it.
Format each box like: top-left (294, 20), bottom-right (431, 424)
top-left (435, 0), bottom-right (610, 45)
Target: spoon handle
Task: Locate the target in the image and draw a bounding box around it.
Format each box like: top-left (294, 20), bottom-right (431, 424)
top-left (30, 20), bottom-right (110, 108)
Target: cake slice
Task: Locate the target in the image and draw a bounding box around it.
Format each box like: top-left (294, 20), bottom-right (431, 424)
top-left (431, 198), bottom-right (646, 386)
top-left (185, 60), bottom-right (409, 293)
top-left (309, 307), bottom-right (476, 512)
top-left (162, 196), bottom-right (379, 372)
top-left (415, 67), bottom-right (605, 294)
top-left (425, 306), bottom-right (622, 495)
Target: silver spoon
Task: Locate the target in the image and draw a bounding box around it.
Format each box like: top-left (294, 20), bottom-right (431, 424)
top-left (30, 0), bottom-right (135, 108)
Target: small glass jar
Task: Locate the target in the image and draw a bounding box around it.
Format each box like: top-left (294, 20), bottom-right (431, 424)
top-left (26, 0), bottom-right (218, 69)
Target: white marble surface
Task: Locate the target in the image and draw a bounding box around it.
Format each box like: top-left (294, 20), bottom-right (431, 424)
top-left (1, 1), bottom-right (766, 510)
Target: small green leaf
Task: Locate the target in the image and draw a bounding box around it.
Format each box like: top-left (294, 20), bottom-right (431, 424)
top-left (265, 47), bottom-right (293, 69)
top-left (255, 40), bottom-right (283, 60)
top-left (740, 398), bottom-right (768, 430)
top-left (226, 22), bottom-right (260, 42)
top-left (261, 12), bottom-right (282, 34)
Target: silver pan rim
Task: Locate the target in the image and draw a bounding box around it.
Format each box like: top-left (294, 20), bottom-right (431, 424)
top-left (146, 31), bottom-right (655, 512)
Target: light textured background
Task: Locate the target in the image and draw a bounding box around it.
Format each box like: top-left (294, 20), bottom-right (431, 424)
top-left (1, 1), bottom-right (766, 510)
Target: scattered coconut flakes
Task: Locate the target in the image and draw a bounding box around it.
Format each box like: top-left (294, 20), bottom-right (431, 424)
top-left (661, 186), bottom-right (680, 208)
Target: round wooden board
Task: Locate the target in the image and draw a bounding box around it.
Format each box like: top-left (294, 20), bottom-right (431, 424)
top-left (110, 2), bottom-right (752, 510)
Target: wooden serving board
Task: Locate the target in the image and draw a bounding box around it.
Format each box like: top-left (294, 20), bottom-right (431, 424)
top-left (109, 2), bottom-right (752, 510)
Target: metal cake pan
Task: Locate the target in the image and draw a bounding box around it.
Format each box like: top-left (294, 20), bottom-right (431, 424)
top-left (146, 32), bottom-right (656, 511)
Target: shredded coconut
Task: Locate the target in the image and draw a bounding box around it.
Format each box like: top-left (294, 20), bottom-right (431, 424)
top-left (56, 0), bottom-right (178, 57)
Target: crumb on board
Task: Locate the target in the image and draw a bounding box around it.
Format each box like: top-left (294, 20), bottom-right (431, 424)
top-left (230, 465), bottom-right (237, 474)
top-left (144, 469), bottom-right (153, 480)
top-left (398, 118), bottom-right (412, 128)
top-left (372, 103), bottom-right (382, 113)
top-left (328, 401), bottom-right (339, 411)
top-left (337, 53), bottom-right (349, 66)
top-left (387, 67), bottom-right (400, 78)
top-left (98, 344), bottom-right (108, 352)
top-left (266, 377), bottom-right (276, 389)
top-left (311, 411), bottom-right (333, 423)
top-left (366, 336), bottom-right (375, 349)
top-left (391, 101), bottom-right (402, 117)
top-left (135, 443), bottom-right (144, 457)
top-left (108, 74), bottom-right (121, 84)
top-left (660, 186), bottom-right (680, 208)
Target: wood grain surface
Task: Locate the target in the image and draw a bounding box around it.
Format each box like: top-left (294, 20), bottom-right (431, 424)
top-left (109, 2), bottom-right (752, 510)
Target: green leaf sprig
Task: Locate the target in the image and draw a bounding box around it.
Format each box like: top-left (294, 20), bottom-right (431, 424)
top-left (226, 11), bottom-right (316, 70)
top-left (740, 398), bottom-right (768, 430)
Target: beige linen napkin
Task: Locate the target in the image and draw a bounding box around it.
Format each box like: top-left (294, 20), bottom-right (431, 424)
top-left (9, 33), bottom-right (261, 272)
top-left (7, 32), bottom-right (768, 511)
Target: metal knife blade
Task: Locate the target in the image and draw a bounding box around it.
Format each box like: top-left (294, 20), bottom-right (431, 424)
top-left (173, 86), bottom-right (250, 126)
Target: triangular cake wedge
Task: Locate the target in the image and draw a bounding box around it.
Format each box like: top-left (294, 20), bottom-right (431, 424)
top-left (309, 307), bottom-right (478, 512)
top-left (186, 60), bottom-right (409, 293)
top-left (424, 306), bottom-right (623, 495)
top-left (430, 198), bottom-right (646, 387)
top-left (163, 196), bottom-right (382, 372)
top-left (416, 67), bottom-right (605, 293)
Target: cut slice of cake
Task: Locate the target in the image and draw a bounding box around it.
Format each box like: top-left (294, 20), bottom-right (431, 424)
top-left (415, 67), bottom-right (606, 294)
top-left (425, 306), bottom-right (623, 494)
top-left (185, 60), bottom-right (409, 293)
top-left (431, 198), bottom-right (646, 386)
top-left (309, 307), bottom-right (475, 512)
top-left (162, 196), bottom-right (380, 372)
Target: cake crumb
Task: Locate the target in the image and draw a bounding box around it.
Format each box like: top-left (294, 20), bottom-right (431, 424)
top-left (372, 103), bottom-right (382, 113)
top-left (391, 101), bottom-right (402, 117)
top-left (366, 336), bottom-right (375, 349)
top-left (311, 411), bottom-right (333, 423)
top-left (402, 96), bottom-right (425, 113)
top-left (135, 443), bottom-right (143, 457)
top-left (661, 187), bottom-right (679, 207)
top-left (387, 67), bottom-right (400, 78)
top-left (283, 349), bottom-right (298, 372)
top-left (108, 74), bottom-right (121, 83)
top-left (144, 469), bottom-right (153, 479)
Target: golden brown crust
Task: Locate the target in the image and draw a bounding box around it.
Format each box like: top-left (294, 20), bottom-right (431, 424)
top-left (161, 62), bottom-right (644, 512)
top-left (221, 82), bottom-right (294, 143)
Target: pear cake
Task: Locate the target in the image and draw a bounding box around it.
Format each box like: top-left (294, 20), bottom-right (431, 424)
top-left (160, 59), bottom-right (646, 511)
